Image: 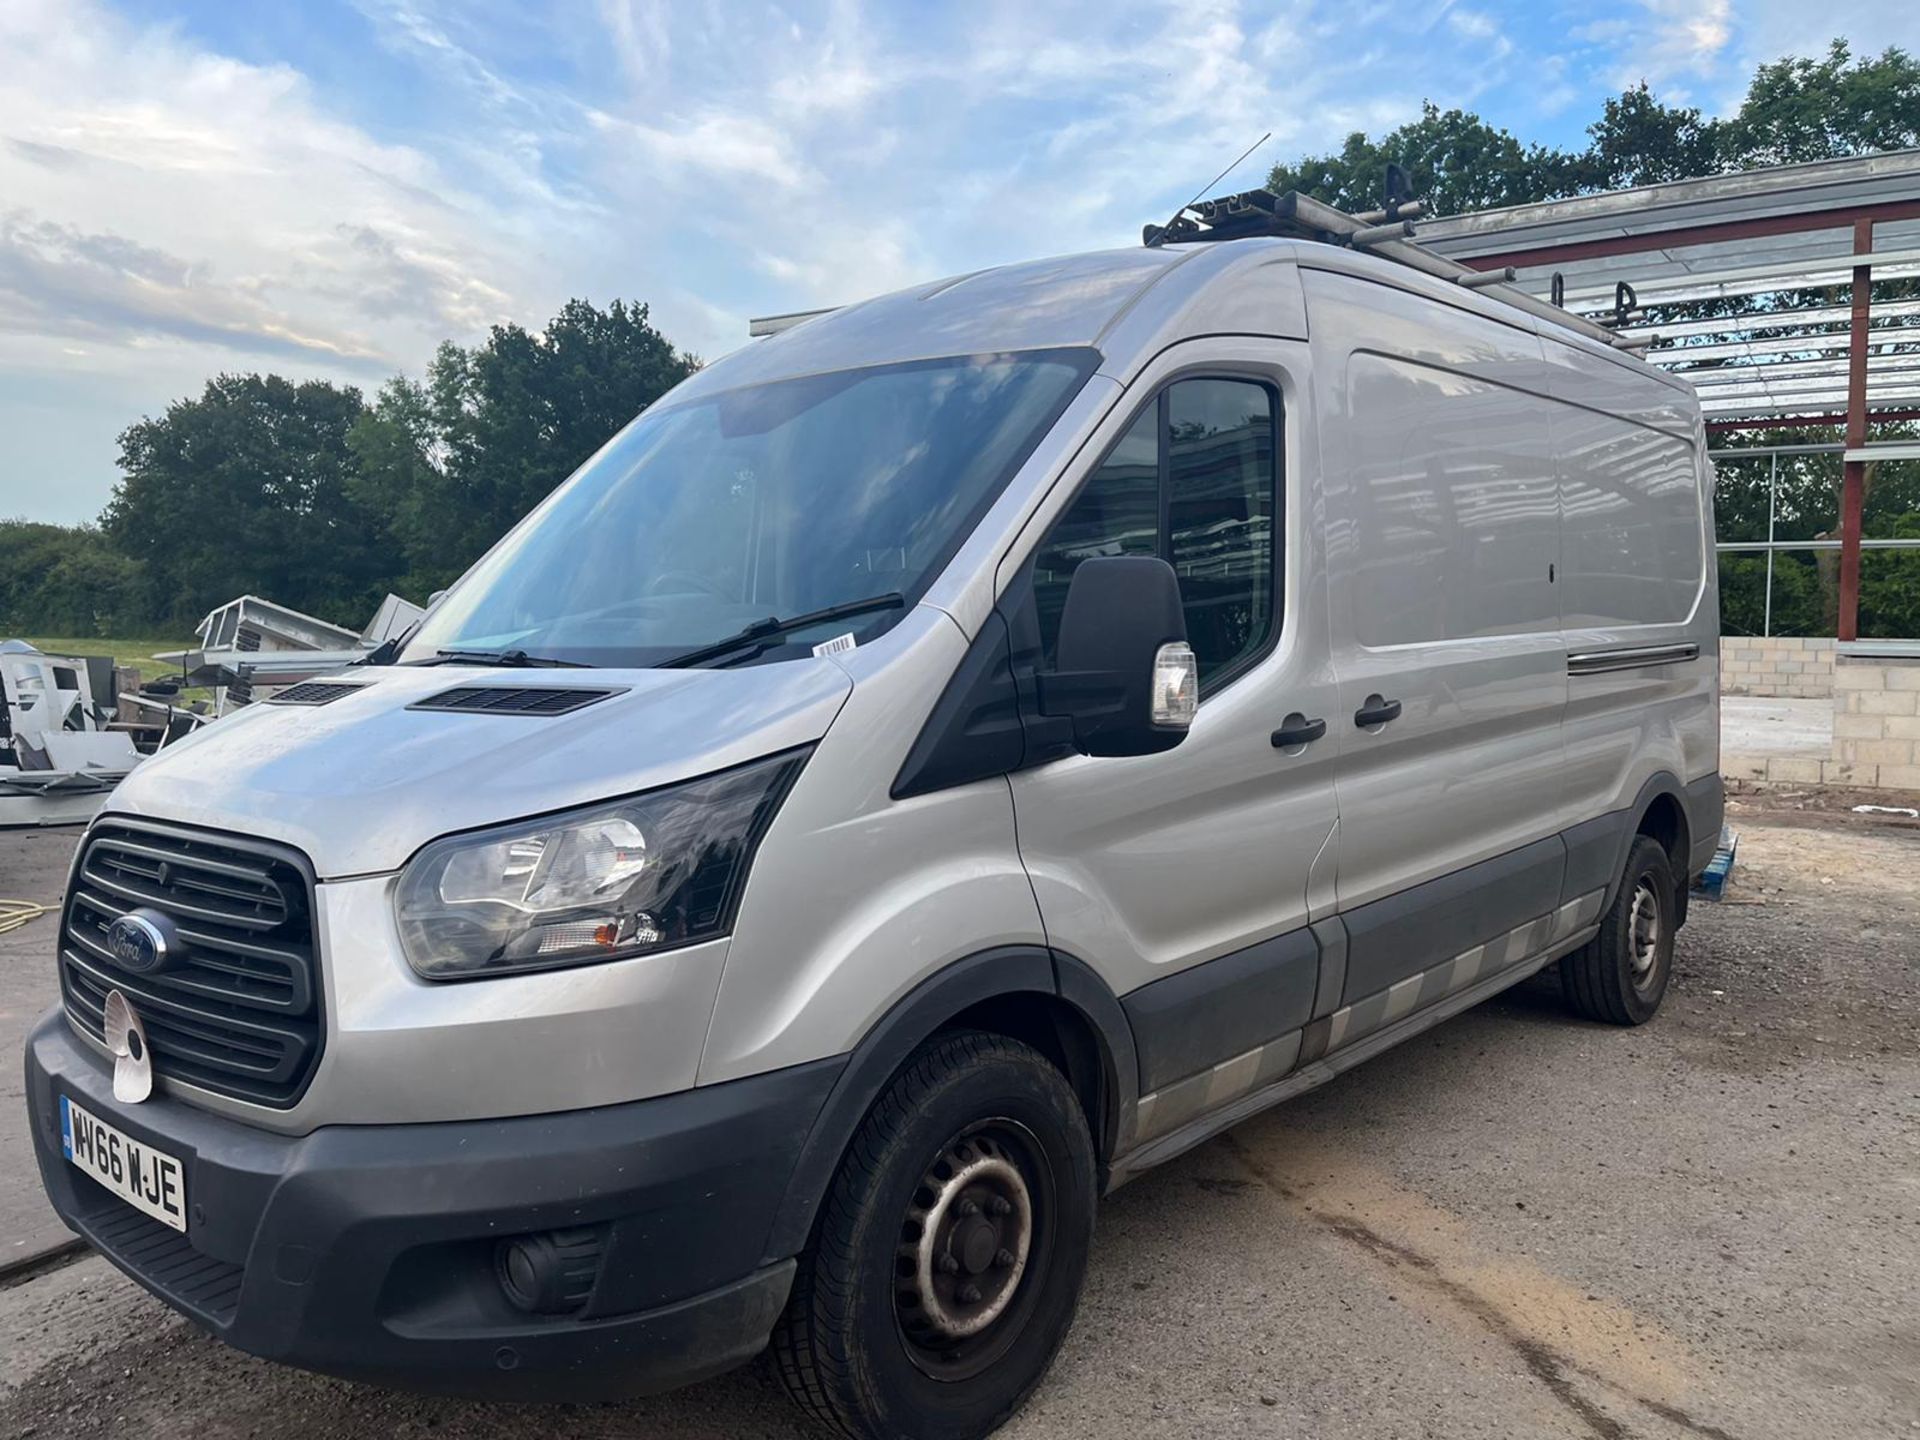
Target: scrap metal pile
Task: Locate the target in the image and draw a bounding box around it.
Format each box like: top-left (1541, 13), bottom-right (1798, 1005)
top-left (1, 591), bottom-right (423, 828)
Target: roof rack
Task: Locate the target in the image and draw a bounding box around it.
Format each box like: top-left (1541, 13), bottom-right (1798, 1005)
top-left (1144, 187), bottom-right (1650, 352)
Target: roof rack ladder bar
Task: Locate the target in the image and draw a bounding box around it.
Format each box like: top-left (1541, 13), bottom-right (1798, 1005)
top-left (1146, 188), bottom-right (1637, 351)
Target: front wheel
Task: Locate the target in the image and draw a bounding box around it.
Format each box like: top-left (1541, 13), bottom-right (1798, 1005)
top-left (1560, 834), bottom-right (1677, 1025)
top-left (771, 1031), bottom-right (1097, 1440)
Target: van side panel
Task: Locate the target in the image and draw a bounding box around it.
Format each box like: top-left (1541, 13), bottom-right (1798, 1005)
top-left (1303, 267), bottom-right (1571, 1010)
top-left (1539, 335), bottom-right (1719, 855)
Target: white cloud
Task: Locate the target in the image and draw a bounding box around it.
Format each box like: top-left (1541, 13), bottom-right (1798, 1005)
top-left (0, 0), bottom-right (570, 521)
top-left (589, 109), bottom-right (822, 190)
top-left (1449, 8), bottom-right (1500, 39)
top-left (595, 0), bottom-right (674, 85)
top-left (16, 0), bottom-right (1912, 526)
top-left (1609, 0), bottom-right (1732, 91)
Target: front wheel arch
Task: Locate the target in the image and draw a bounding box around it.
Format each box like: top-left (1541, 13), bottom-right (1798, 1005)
top-left (760, 947), bottom-right (1136, 1268)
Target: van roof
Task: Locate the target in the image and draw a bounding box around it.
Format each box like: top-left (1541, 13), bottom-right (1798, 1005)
top-left (678, 233), bottom-right (1688, 407)
top-left (665, 245), bottom-right (1195, 405)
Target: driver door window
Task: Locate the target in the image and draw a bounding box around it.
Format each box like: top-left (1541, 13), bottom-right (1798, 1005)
top-left (1032, 377), bottom-right (1280, 689)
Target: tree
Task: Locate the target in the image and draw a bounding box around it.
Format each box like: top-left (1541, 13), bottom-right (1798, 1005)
top-left (1268, 40), bottom-right (1920, 215)
top-left (1585, 85), bottom-right (1721, 189)
top-left (0, 522), bottom-right (148, 636)
top-left (103, 375), bottom-right (380, 628)
top-left (345, 375), bottom-right (448, 599)
top-left (1723, 41), bottom-right (1920, 166)
top-left (1269, 103), bottom-right (1586, 215)
top-left (351, 299), bottom-right (698, 595)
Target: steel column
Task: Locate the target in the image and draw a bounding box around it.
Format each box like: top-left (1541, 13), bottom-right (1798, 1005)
top-left (1838, 219), bottom-right (1872, 642)
top-left (1765, 453), bottom-right (1777, 638)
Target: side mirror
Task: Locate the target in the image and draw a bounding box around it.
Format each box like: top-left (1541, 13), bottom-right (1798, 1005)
top-left (1039, 556), bottom-right (1197, 757)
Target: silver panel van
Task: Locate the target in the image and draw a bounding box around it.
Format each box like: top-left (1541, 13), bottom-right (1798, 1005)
top-left (26, 194), bottom-right (1721, 1439)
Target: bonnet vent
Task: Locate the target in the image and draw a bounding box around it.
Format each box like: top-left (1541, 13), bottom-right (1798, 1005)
top-left (267, 682), bottom-right (367, 706)
top-left (409, 686), bottom-right (621, 717)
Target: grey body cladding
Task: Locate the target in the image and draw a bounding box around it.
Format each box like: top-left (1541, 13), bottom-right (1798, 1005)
top-left (1121, 928), bottom-right (1317, 1094)
top-left (1337, 835), bottom-right (1566, 1006)
top-left (1114, 784), bottom-right (1709, 1160)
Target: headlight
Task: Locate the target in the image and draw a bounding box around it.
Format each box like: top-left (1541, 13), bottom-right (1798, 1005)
top-left (394, 749), bottom-right (807, 980)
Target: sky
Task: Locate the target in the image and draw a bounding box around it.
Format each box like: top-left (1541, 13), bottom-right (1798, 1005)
top-left (1, 0), bottom-right (1913, 524)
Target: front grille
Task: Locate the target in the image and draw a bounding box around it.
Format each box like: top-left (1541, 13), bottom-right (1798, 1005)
top-left (60, 821), bottom-right (322, 1108)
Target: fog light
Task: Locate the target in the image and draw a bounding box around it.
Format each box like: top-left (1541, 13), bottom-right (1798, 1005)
top-left (494, 1226), bottom-right (605, 1315)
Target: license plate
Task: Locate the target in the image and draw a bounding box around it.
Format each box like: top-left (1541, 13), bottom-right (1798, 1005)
top-left (61, 1095), bottom-right (187, 1232)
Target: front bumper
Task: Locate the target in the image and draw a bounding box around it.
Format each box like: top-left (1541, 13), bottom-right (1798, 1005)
top-left (24, 1010), bottom-right (843, 1400)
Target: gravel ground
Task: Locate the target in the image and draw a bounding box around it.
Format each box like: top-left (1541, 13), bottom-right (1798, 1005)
top-left (2, 808), bottom-right (1916, 1440)
top-left (0, 826), bottom-right (81, 1267)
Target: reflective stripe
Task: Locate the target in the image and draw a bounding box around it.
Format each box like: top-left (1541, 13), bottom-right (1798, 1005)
top-left (1129, 895), bottom-right (1605, 1143)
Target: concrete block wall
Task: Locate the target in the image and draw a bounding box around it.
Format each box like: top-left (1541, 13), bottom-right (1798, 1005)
top-left (1826, 657), bottom-right (1920, 790)
top-left (1719, 636), bottom-right (1835, 698)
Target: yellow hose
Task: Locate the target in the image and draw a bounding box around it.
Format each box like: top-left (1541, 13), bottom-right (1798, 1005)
top-left (0, 900), bottom-right (53, 935)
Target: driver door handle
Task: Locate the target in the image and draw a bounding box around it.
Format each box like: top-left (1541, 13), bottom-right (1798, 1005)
top-left (1271, 715), bottom-right (1327, 748)
top-left (1354, 695), bottom-right (1403, 729)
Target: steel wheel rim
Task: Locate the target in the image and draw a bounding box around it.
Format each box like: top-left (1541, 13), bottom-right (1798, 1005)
top-left (894, 1119), bottom-right (1052, 1381)
top-left (1628, 877), bottom-right (1662, 991)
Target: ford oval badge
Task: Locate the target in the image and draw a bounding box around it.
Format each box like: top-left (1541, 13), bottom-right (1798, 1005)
top-left (106, 910), bottom-right (176, 975)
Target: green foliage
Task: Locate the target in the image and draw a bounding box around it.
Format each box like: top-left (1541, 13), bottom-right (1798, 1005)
top-left (103, 374), bottom-right (380, 629)
top-left (1585, 85), bottom-right (1720, 189)
top-left (0, 522), bottom-right (149, 637)
top-left (1268, 40), bottom-right (1920, 215)
top-left (350, 300), bottom-right (697, 598)
top-left (1725, 41), bottom-right (1920, 165)
top-left (1268, 103), bottom-right (1586, 215)
top-left (1, 299), bottom-right (697, 641)
top-left (1712, 432), bottom-right (1920, 638)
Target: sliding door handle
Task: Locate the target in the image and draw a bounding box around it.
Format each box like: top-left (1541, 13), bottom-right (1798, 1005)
top-left (1271, 714), bottom-right (1327, 748)
top-left (1353, 695), bottom-right (1403, 729)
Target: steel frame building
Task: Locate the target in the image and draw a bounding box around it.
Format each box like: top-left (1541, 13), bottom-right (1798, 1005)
top-left (1420, 149), bottom-right (1920, 641)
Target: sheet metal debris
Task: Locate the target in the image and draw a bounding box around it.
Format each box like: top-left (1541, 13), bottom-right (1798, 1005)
top-left (0, 642), bottom-right (141, 827)
top-left (3, 590), bottom-right (423, 827)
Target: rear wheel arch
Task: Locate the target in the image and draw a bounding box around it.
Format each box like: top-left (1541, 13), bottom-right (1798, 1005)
top-left (1635, 789), bottom-right (1691, 879)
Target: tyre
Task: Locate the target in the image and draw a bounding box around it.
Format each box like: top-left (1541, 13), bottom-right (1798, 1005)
top-left (1560, 834), bottom-right (1677, 1025)
top-left (771, 1030), bottom-right (1097, 1440)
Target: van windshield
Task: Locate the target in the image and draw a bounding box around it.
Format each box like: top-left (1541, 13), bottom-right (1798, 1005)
top-left (399, 348), bottom-right (1098, 669)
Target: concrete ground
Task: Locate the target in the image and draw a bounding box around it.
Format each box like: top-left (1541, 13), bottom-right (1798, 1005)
top-left (1, 804), bottom-right (1915, 1439)
top-left (1721, 695), bottom-right (1832, 759)
top-left (0, 825), bottom-right (80, 1270)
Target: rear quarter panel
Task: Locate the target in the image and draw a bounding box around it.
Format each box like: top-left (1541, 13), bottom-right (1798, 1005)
top-left (1540, 336), bottom-right (1719, 831)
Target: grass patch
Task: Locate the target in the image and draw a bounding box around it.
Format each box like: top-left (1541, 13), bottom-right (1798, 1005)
top-left (22, 637), bottom-right (197, 677)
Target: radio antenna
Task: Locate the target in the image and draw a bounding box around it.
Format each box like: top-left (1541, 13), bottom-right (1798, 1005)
top-left (1146, 131), bottom-right (1273, 247)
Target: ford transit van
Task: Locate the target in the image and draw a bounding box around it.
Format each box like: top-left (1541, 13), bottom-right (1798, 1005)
top-left (26, 192), bottom-right (1721, 1439)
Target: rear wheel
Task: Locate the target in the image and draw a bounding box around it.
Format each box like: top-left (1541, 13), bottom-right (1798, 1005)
top-left (1560, 834), bottom-right (1676, 1025)
top-left (771, 1031), bottom-right (1096, 1440)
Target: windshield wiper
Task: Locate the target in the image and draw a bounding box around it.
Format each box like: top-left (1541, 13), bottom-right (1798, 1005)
top-left (430, 648), bottom-right (587, 669)
top-left (352, 621), bottom-right (421, 667)
top-left (658, 592), bottom-right (907, 669)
